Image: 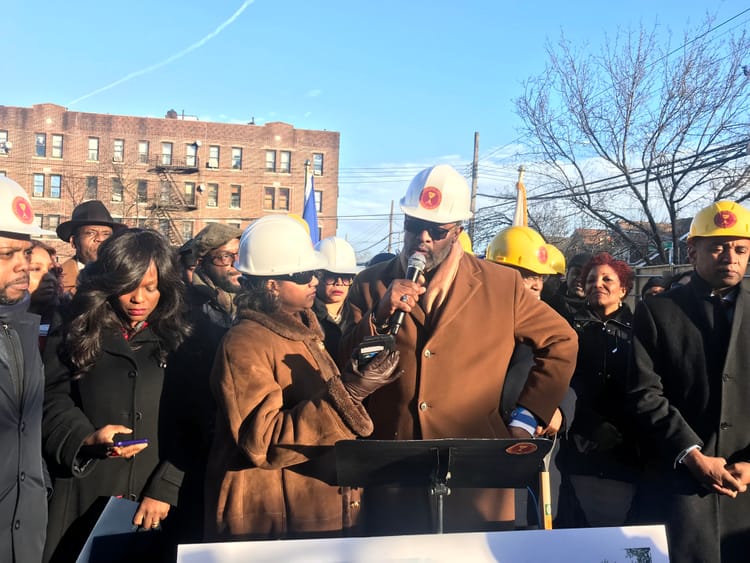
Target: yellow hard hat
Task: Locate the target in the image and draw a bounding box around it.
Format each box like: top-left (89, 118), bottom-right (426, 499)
top-left (544, 244), bottom-right (566, 276)
top-left (486, 226), bottom-right (556, 275)
top-left (457, 230), bottom-right (473, 254)
top-left (688, 201), bottom-right (750, 240)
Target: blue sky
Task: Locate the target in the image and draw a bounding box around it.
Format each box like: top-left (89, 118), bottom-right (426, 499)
top-left (3, 0), bottom-right (747, 258)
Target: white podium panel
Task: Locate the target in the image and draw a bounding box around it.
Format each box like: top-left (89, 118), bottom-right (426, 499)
top-left (178, 525), bottom-right (668, 562)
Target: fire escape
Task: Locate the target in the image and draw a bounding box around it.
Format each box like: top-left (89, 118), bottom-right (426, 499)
top-left (147, 155), bottom-right (199, 245)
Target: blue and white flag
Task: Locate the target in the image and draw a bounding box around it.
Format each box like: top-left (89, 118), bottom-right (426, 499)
top-left (303, 173), bottom-right (320, 244)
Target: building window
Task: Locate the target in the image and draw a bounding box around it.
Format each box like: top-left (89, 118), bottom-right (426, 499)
top-left (50, 175), bottom-right (62, 199)
top-left (230, 185), bottom-right (241, 208)
top-left (51, 134), bottom-right (64, 158)
top-left (137, 180), bottom-right (148, 203)
top-left (206, 184), bottom-right (218, 207)
top-left (0, 130), bottom-right (8, 155)
top-left (228, 222), bottom-right (241, 230)
top-left (159, 220), bottom-right (170, 238)
top-left (263, 187), bottom-right (275, 210)
top-left (113, 139), bottom-right (125, 162)
top-left (88, 137), bottom-right (99, 161)
top-left (280, 150), bottom-right (291, 173)
top-left (34, 214), bottom-right (43, 229)
top-left (315, 189), bottom-right (323, 213)
top-left (160, 181), bottom-right (171, 204)
top-left (161, 142), bottom-right (173, 166)
top-left (208, 145), bottom-right (220, 169)
top-left (186, 144), bottom-right (197, 167)
top-left (263, 186), bottom-right (290, 210)
top-left (181, 221), bottom-right (193, 241)
top-left (136, 218), bottom-right (146, 228)
top-left (278, 187), bottom-right (290, 210)
top-left (112, 178), bottom-right (124, 203)
top-left (138, 141), bottom-right (149, 164)
top-left (265, 150), bottom-right (276, 172)
top-left (184, 182), bottom-right (196, 206)
top-left (312, 153), bottom-right (324, 176)
top-left (231, 147), bottom-right (242, 170)
top-left (0, 171), bottom-right (5, 176)
top-left (35, 134), bottom-right (47, 157)
top-left (85, 176), bottom-right (98, 199)
top-left (47, 215), bottom-right (60, 230)
top-left (33, 174), bottom-right (44, 198)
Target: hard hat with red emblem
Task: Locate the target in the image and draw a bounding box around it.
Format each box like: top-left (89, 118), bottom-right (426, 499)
top-left (400, 164), bottom-right (473, 223)
top-left (688, 200), bottom-right (750, 240)
top-left (486, 226), bottom-right (557, 275)
top-left (544, 243), bottom-right (566, 276)
top-left (0, 176), bottom-right (55, 237)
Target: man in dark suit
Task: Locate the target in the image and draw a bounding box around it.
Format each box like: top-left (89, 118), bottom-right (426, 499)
top-left (627, 200), bottom-right (750, 563)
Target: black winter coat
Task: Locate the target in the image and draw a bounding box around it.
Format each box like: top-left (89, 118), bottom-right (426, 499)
top-left (563, 304), bottom-right (640, 481)
top-left (628, 274), bottom-right (750, 563)
top-left (0, 302), bottom-right (48, 563)
top-left (42, 326), bottom-right (182, 562)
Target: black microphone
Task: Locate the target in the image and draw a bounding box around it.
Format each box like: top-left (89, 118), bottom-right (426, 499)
top-left (389, 253), bottom-right (427, 335)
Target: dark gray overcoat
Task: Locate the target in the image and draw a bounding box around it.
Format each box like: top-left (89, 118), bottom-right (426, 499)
top-left (627, 273), bottom-right (750, 563)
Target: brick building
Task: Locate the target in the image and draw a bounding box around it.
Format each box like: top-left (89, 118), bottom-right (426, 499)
top-left (0, 103), bottom-right (339, 260)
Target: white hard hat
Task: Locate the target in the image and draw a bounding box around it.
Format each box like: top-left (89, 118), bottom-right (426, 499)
top-left (315, 236), bottom-right (363, 275)
top-left (0, 176), bottom-right (55, 237)
top-left (400, 164), bottom-right (473, 223)
top-left (236, 215), bottom-right (327, 276)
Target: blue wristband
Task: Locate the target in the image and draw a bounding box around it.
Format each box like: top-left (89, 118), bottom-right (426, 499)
top-left (509, 407), bottom-right (538, 435)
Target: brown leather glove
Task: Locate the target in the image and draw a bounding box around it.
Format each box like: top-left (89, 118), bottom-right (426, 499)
top-left (341, 349), bottom-right (402, 403)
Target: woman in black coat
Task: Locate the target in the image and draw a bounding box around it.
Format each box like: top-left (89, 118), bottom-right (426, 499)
top-left (41, 229), bottom-right (190, 562)
top-left (557, 252), bottom-right (641, 528)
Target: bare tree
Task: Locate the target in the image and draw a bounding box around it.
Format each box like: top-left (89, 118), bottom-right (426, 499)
top-left (516, 15), bottom-right (750, 264)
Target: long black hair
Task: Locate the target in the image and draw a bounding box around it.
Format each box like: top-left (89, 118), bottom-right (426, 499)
top-left (62, 228), bottom-right (190, 375)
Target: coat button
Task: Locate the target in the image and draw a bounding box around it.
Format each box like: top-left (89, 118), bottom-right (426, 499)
top-left (419, 402), bottom-right (428, 411)
top-left (19, 472), bottom-right (25, 481)
top-left (720, 422), bottom-right (731, 430)
top-left (20, 421), bottom-right (25, 432)
top-left (128, 370), bottom-right (137, 378)
top-left (135, 411), bottom-right (143, 421)
top-left (128, 494), bottom-right (138, 501)
top-left (14, 520), bottom-right (20, 530)
top-left (424, 349), bottom-right (432, 357)
top-left (722, 373), bottom-right (731, 382)
top-left (350, 501), bottom-right (361, 508)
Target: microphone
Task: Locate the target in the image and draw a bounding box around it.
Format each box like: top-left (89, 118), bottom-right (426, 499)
top-left (389, 253), bottom-right (427, 335)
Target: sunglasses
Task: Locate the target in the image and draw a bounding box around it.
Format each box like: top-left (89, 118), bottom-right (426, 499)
top-left (276, 270), bottom-right (318, 285)
top-left (403, 217), bottom-right (456, 240)
top-left (322, 272), bottom-right (355, 286)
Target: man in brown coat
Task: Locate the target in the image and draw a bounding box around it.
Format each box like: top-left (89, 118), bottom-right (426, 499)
top-left (56, 200), bottom-right (125, 294)
top-left (341, 164), bottom-right (578, 534)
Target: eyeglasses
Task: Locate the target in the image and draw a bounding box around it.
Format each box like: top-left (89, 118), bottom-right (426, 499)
top-left (322, 273), bottom-right (355, 286)
top-left (78, 228), bottom-right (113, 240)
top-left (403, 217), bottom-right (456, 240)
top-left (208, 252), bottom-right (238, 267)
top-left (276, 270), bottom-right (318, 285)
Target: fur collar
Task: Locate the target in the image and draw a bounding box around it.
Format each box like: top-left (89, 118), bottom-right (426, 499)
top-left (237, 307), bottom-right (324, 342)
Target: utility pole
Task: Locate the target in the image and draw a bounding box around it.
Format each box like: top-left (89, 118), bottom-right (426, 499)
top-left (468, 131), bottom-right (479, 241)
top-left (388, 200), bottom-right (394, 252)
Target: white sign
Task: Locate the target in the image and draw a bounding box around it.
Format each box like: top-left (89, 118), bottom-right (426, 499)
top-left (178, 525), bottom-right (668, 563)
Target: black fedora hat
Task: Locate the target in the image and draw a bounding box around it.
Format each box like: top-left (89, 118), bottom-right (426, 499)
top-left (57, 200), bottom-right (127, 242)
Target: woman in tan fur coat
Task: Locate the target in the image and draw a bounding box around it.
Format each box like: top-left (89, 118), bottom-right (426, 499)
top-left (204, 216), bottom-right (400, 540)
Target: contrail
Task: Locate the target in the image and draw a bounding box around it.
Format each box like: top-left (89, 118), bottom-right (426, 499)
top-left (68, 0), bottom-right (255, 106)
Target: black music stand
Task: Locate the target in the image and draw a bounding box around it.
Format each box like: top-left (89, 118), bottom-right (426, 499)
top-left (335, 438), bottom-right (552, 534)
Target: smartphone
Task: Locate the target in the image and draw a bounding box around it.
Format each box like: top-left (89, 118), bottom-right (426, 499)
top-left (356, 334), bottom-right (395, 367)
top-left (113, 439), bottom-right (149, 447)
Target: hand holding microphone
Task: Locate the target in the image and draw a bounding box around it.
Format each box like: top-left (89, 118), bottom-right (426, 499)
top-left (373, 253), bottom-right (427, 333)
top-left (390, 253), bottom-right (427, 335)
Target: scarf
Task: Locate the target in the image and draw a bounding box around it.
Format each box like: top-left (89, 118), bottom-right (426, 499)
top-left (420, 241), bottom-right (464, 315)
top-left (0, 293), bottom-right (31, 321)
top-left (193, 268), bottom-right (237, 318)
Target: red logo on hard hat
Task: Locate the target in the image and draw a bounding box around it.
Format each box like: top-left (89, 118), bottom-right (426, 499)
top-left (537, 246), bottom-right (549, 264)
top-left (419, 186), bottom-right (442, 210)
top-left (12, 197), bottom-right (33, 225)
top-left (714, 210), bottom-right (737, 229)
